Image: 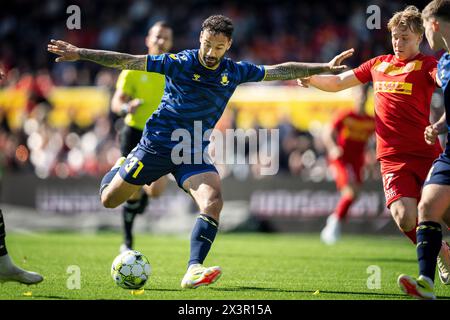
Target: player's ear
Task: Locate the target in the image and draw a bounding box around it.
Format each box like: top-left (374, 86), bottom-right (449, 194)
top-left (432, 20), bottom-right (440, 32)
top-left (226, 38), bottom-right (233, 51)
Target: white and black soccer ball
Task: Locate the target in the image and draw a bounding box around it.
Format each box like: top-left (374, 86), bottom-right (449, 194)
top-left (111, 250), bottom-right (151, 289)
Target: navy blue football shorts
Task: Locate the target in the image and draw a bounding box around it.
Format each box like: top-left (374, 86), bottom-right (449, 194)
top-left (424, 153), bottom-right (450, 186)
top-left (118, 142), bottom-right (218, 189)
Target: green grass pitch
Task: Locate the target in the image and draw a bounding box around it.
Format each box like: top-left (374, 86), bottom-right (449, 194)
top-left (0, 232), bottom-right (449, 300)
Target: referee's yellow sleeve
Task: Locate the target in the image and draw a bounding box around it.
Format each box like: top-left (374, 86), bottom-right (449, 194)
top-left (116, 70), bottom-right (133, 95)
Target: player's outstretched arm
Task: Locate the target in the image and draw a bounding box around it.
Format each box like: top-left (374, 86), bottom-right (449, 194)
top-left (264, 48), bottom-right (354, 81)
top-left (47, 40), bottom-right (147, 71)
top-left (298, 70), bottom-right (362, 92)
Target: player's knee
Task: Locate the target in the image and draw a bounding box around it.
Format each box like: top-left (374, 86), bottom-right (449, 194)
top-left (391, 207), bottom-right (416, 231)
top-left (101, 190), bottom-right (120, 209)
top-left (202, 192), bottom-right (223, 216)
top-left (417, 200), bottom-right (438, 222)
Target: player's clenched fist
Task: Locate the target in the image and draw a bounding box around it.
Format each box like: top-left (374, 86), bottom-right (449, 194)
top-left (424, 124), bottom-right (439, 145)
top-left (47, 39), bottom-right (81, 62)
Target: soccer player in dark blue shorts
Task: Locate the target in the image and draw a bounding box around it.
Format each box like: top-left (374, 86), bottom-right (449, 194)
top-left (398, 0), bottom-right (450, 299)
top-left (48, 15), bottom-right (353, 288)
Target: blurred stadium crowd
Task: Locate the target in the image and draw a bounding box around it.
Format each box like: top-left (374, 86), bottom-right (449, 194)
top-left (0, 0), bottom-right (442, 181)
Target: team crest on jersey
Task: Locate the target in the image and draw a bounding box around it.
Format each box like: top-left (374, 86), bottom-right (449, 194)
top-left (220, 72), bottom-right (229, 86)
top-left (192, 74), bottom-right (201, 81)
top-left (169, 54), bottom-right (178, 60)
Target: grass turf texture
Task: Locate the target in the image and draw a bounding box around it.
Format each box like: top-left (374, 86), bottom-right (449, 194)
top-left (0, 232), bottom-right (449, 300)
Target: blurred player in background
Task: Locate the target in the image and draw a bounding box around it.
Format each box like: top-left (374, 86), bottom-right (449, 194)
top-left (298, 6), bottom-right (450, 283)
top-left (398, 0), bottom-right (450, 300)
top-left (48, 15), bottom-right (352, 289)
top-left (320, 84), bottom-right (375, 244)
top-left (111, 21), bottom-right (172, 253)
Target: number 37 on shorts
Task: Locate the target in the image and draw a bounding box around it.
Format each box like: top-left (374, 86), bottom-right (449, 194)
top-left (124, 156), bottom-right (144, 179)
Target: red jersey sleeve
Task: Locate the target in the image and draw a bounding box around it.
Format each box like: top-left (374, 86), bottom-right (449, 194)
top-left (352, 57), bottom-right (380, 84)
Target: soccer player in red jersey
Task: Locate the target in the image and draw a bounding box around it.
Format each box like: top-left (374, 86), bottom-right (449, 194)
top-left (298, 5), bottom-right (450, 282)
top-left (321, 84), bottom-right (375, 244)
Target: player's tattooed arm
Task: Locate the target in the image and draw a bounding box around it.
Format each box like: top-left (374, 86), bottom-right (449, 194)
top-left (263, 48), bottom-right (354, 81)
top-left (47, 40), bottom-right (146, 71)
top-left (78, 49), bottom-right (146, 70)
top-left (264, 63), bottom-right (333, 81)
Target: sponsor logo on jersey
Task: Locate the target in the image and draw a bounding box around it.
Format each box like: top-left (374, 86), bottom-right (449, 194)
top-left (374, 81), bottom-right (412, 95)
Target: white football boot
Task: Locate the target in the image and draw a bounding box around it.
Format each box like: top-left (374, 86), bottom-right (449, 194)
top-left (320, 214), bottom-right (341, 245)
top-left (0, 255), bottom-right (43, 285)
top-left (181, 264), bottom-right (222, 289)
top-left (437, 240), bottom-right (450, 285)
top-left (398, 274), bottom-right (436, 300)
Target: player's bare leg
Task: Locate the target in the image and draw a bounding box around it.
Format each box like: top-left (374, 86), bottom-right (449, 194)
top-left (321, 183), bottom-right (360, 245)
top-left (100, 157), bottom-right (143, 209)
top-left (143, 175), bottom-right (168, 198)
top-left (389, 197), bottom-right (418, 244)
top-left (123, 175), bottom-right (168, 202)
top-left (181, 172), bottom-right (223, 289)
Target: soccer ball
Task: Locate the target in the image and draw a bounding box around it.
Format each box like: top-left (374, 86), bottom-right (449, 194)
top-left (111, 250), bottom-right (151, 289)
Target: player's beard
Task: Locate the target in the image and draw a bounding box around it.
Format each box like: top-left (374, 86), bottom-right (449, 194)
top-left (204, 55), bottom-right (221, 68)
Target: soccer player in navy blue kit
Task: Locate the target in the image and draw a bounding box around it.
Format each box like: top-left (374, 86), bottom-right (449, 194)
top-left (398, 0), bottom-right (450, 299)
top-left (48, 15), bottom-right (353, 288)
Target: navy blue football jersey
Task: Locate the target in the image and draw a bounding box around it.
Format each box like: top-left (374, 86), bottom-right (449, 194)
top-left (141, 49), bottom-right (266, 153)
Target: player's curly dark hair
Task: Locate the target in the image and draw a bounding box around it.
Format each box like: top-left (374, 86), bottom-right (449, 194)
top-left (201, 15), bottom-right (234, 39)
